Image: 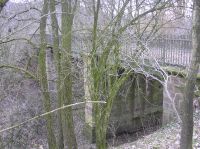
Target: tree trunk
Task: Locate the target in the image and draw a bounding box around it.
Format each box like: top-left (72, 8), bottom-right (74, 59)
top-left (96, 121), bottom-right (107, 149)
top-left (49, 0), bottom-right (64, 148)
top-left (61, 0), bottom-right (78, 148)
top-left (180, 1), bottom-right (200, 149)
top-left (39, 1), bottom-right (57, 149)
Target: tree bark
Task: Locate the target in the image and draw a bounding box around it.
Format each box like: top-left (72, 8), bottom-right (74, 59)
top-left (61, 0), bottom-right (78, 148)
top-left (39, 0), bottom-right (57, 148)
top-left (180, 1), bottom-right (200, 149)
top-left (49, 0), bottom-right (64, 148)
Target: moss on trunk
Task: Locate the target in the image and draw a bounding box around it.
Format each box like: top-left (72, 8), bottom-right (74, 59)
top-left (49, 0), bottom-right (64, 148)
top-left (60, 0), bottom-right (78, 148)
top-left (39, 1), bottom-right (57, 148)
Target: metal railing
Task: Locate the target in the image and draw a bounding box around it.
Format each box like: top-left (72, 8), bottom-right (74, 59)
top-left (121, 34), bottom-right (192, 67)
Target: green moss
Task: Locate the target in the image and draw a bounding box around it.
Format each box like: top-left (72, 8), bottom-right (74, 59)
top-left (84, 123), bottom-right (96, 143)
top-left (194, 91), bottom-right (200, 97)
top-left (0, 0), bottom-right (6, 6)
top-left (163, 66), bottom-right (200, 80)
top-left (163, 66), bottom-right (186, 78)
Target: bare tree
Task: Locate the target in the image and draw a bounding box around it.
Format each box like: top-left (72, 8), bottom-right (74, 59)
top-left (49, 0), bottom-right (64, 148)
top-left (180, 0), bottom-right (200, 149)
top-left (61, 0), bottom-right (78, 148)
top-left (88, 0), bottom-right (170, 148)
top-left (38, 0), bottom-right (58, 148)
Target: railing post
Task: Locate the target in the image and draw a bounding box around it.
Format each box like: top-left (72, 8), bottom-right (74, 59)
top-left (162, 35), bottom-right (166, 64)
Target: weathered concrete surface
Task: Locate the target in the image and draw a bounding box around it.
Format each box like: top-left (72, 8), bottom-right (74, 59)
top-left (163, 76), bottom-right (184, 124)
top-left (163, 75), bottom-right (200, 124)
top-left (108, 74), bottom-right (163, 135)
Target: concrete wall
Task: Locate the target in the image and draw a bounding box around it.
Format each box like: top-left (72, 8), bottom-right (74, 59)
top-left (163, 75), bottom-right (200, 124)
top-left (163, 76), bottom-right (184, 124)
top-left (108, 74), bottom-right (163, 135)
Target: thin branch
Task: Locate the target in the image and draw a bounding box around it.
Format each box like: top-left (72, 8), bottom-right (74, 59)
top-left (0, 65), bottom-right (37, 80)
top-left (0, 101), bottom-right (106, 133)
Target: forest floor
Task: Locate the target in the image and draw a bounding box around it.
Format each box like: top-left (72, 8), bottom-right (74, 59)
top-left (112, 110), bottom-right (200, 149)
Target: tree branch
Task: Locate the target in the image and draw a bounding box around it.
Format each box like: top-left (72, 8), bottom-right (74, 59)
top-left (0, 64), bottom-right (37, 80)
